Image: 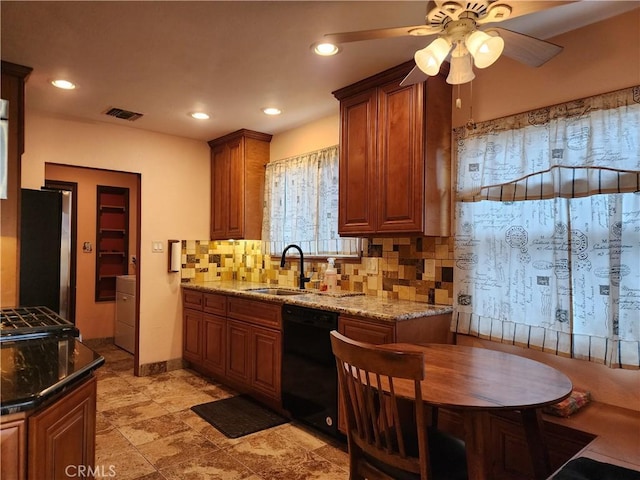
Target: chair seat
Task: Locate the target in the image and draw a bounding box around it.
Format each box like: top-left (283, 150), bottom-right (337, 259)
top-left (363, 428), bottom-right (468, 480)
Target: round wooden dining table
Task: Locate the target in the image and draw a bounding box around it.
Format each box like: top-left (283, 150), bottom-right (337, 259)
top-left (377, 343), bottom-right (573, 480)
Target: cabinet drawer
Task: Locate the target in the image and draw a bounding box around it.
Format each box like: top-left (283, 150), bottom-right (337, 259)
top-left (203, 293), bottom-right (227, 316)
top-left (339, 315), bottom-right (394, 344)
top-left (182, 289), bottom-right (204, 309)
top-left (228, 297), bottom-right (281, 329)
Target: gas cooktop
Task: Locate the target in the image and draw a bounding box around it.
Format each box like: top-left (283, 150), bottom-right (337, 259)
top-left (0, 306), bottom-right (79, 341)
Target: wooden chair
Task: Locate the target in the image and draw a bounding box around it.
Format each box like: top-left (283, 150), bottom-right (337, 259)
top-left (330, 331), bottom-right (467, 480)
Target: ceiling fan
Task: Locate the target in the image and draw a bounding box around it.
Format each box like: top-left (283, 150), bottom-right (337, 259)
top-left (322, 1), bottom-right (569, 86)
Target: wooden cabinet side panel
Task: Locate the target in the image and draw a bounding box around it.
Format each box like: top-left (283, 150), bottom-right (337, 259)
top-left (243, 137), bottom-right (270, 240)
top-left (27, 376), bottom-right (97, 480)
top-left (1, 418), bottom-right (26, 480)
top-left (250, 326), bottom-right (282, 400)
top-left (376, 81), bottom-right (425, 233)
top-left (338, 90), bottom-right (377, 235)
top-left (423, 75), bottom-right (452, 237)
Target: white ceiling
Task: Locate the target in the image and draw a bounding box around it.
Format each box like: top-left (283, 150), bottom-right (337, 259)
top-left (2, 1), bottom-right (637, 142)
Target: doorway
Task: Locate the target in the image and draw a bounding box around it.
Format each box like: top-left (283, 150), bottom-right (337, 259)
top-left (45, 164), bottom-right (140, 365)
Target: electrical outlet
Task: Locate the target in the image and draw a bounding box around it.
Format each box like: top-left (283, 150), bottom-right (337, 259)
top-left (366, 257), bottom-right (378, 274)
top-left (130, 255), bottom-right (136, 265)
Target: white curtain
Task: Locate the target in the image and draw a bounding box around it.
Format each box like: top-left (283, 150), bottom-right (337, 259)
top-left (262, 145), bottom-right (359, 256)
top-left (453, 86), bottom-right (640, 369)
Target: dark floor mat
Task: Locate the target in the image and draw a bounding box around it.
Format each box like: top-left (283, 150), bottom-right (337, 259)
top-left (191, 395), bottom-right (289, 438)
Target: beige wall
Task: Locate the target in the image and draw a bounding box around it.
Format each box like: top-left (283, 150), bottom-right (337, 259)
top-left (23, 112), bottom-right (210, 366)
top-left (45, 164), bottom-right (139, 339)
top-left (269, 113), bottom-right (340, 161)
top-left (452, 9), bottom-right (640, 128)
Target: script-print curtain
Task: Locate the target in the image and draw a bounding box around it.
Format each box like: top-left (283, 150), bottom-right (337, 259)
top-left (453, 86), bottom-right (640, 369)
top-left (262, 145), bottom-right (359, 256)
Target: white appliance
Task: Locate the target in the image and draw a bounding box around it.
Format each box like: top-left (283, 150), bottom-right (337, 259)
top-left (115, 275), bottom-right (136, 353)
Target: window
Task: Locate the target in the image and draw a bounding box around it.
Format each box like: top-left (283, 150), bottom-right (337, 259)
top-left (262, 145), bottom-right (359, 257)
top-left (453, 87), bottom-right (640, 369)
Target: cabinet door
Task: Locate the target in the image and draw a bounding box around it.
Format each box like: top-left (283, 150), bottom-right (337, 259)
top-left (338, 89), bottom-right (378, 235)
top-left (1, 418), bottom-right (25, 480)
top-left (376, 80), bottom-right (425, 233)
top-left (210, 143), bottom-right (230, 239)
top-left (203, 313), bottom-right (226, 377)
top-left (226, 319), bottom-right (251, 387)
top-left (183, 308), bottom-right (203, 364)
top-left (250, 325), bottom-right (281, 400)
top-left (28, 376), bottom-right (97, 480)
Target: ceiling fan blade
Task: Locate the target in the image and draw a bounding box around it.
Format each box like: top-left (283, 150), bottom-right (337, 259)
top-left (489, 27), bottom-right (563, 67)
top-left (324, 25), bottom-right (439, 44)
top-left (399, 65), bottom-right (429, 87)
top-left (479, 0), bottom-right (577, 24)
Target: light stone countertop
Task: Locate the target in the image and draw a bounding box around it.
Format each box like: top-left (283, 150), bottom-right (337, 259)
top-left (182, 280), bottom-right (453, 323)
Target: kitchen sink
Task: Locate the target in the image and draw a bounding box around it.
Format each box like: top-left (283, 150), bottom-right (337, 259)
top-left (245, 288), bottom-right (308, 296)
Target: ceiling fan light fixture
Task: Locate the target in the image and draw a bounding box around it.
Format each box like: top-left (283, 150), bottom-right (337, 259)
top-left (447, 53), bottom-right (476, 85)
top-left (465, 30), bottom-right (504, 68)
top-left (414, 37), bottom-right (452, 76)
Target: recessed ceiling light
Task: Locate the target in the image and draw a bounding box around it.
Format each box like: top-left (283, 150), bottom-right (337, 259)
top-left (51, 79), bottom-right (76, 90)
top-left (312, 42), bottom-right (340, 56)
top-left (262, 107), bottom-right (282, 116)
top-left (190, 112), bottom-right (210, 120)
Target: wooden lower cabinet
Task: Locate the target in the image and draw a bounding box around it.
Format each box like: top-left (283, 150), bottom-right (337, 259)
top-left (1, 376), bottom-right (97, 480)
top-left (28, 376), bottom-right (97, 480)
top-left (1, 417), bottom-right (26, 480)
top-left (182, 289), bottom-right (281, 406)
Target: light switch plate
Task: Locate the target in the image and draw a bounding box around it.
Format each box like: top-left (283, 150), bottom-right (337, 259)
top-left (152, 241), bottom-right (164, 253)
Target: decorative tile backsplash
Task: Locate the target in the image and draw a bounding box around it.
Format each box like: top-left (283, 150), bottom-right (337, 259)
top-left (180, 237), bottom-right (454, 305)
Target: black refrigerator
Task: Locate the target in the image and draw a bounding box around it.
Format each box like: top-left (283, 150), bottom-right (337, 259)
top-left (19, 188), bottom-right (72, 319)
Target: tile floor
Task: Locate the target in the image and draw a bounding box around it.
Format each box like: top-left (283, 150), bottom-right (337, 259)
top-left (93, 343), bottom-right (350, 479)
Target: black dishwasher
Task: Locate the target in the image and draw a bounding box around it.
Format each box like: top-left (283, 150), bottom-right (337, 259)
top-left (281, 304), bottom-right (339, 438)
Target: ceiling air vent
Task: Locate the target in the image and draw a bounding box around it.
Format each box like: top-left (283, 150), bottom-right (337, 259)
top-left (103, 107), bottom-right (144, 122)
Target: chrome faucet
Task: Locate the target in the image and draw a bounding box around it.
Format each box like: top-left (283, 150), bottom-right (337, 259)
top-left (280, 244), bottom-right (311, 290)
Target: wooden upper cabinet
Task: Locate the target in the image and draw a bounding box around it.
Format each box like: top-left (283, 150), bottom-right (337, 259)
top-left (334, 61), bottom-right (452, 237)
top-left (208, 129), bottom-right (272, 240)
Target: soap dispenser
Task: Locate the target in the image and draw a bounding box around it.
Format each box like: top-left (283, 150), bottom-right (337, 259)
top-left (325, 258), bottom-right (338, 292)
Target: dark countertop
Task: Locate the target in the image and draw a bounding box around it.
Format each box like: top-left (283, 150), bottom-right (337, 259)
top-left (182, 280), bottom-right (453, 322)
top-left (0, 336), bottom-right (104, 415)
